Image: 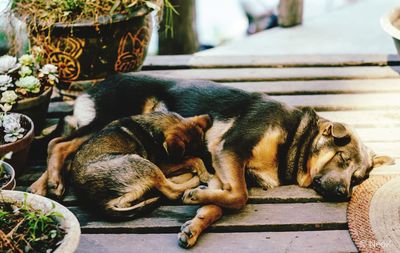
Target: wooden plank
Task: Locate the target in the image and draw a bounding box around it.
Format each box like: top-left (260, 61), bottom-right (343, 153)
top-left (142, 54), bottom-right (400, 69)
top-left (272, 93), bottom-right (400, 111)
top-left (219, 79), bottom-right (400, 95)
top-left (77, 230), bottom-right (357, 253)
top-left (319, 110), bottom-right (400, 128)
top-left (48, 101), bottom-right (74, 117)
top-left (355, 128), bottom-right (400, 142)
top-left (366, 142), bottom-right (400, 158)
top-left (140, 66), bottom-right (400, 81)
top-left (70, 202), bottom-right (348, 233)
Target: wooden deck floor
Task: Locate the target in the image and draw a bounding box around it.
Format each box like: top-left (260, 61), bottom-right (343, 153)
top-left (18, 54), bottom-right (400, 252)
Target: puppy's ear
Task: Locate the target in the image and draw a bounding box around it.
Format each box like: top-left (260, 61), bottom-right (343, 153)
top-left (372, 155), bottom-right (395, 168)
top-left (163, 136), bottom-right (185, 160)
top-left (195, 114), bottom-right (212, 131)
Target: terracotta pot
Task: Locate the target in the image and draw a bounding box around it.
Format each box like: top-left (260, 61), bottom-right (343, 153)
top-left (32, 10), bottom-right (153, 91)
top-left (12, 87), bottom-right (52, 135)
top-left (0, 161), bottom-right (15, 190)
top-left (381, 7), bottom-right (400, 54)
top-left (0, 113), bottom-right (34, 176)
top-left (1, 190), bottom-right (81, 253)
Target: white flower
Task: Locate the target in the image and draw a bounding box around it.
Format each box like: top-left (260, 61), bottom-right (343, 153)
top-left (0, 91), bottom-right (18, 105)
top-left (18, 54), bottom-right (34, 66)
top-left (2, 114), bottom-right (24, 143)
top-left (39, 64), bottom-right (59, 85)
top-left (0, 55), bottom-right (19, 74)
top-left (18, 66), bottom-right (32, 77)
top-left (31, 46), bottom-right (44, 56)
top-left (16, 76), bottom-right (41, 93)
top-left (40, 64), bottom-right (58, 75)
top-left (0, 75), bottom-right (13, 91)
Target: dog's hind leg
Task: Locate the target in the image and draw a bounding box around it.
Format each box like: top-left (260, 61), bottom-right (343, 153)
top-left (162, 157), bottom-right (212, 184)
top-left (182, 151), bottom-right (248, 210)
top-left (178, 176), bottom-right (223, 248)
top-left (45, 135), bottom-right (92, 197)
top-left (108, 155), bottom-right (200, 209)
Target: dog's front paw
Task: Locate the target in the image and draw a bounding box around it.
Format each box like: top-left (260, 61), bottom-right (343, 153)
top-left (47, 179), bottom-right (65, 198)
top-left (178, 220), bottom-right (200, 248)
top-left (182, 185), bottom-right (207, 204)
top-left (28, 181), bottom-right (47, 196)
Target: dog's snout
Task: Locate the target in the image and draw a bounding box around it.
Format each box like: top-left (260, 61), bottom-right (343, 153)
top-left (313, 176), bottom-right (322, 187)
top-left (335, 185), bottom-right (347, 198)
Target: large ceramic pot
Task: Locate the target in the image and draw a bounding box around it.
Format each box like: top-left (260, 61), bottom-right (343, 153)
top-left (12, 87), bottom-right (52, 135)
top-left (0, 161), bottom-right (15, 190)
top-left (0, 113), bottom-right (34, 176)
top-left (1, 190), bottom-right (81, 253)
top-left (381, 7), bottom-right (400, 54)
top-left (31, 10), bottom-right (153, 91)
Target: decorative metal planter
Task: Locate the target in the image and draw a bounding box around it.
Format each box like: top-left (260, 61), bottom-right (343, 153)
top-left (32, 11), bottom-right (153, 91)
top-left (381, 7), bottom-right (400, 54)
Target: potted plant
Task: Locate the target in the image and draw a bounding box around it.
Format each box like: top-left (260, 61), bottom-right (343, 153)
top-left (0, 49), bottom-right (58, 133)
top-left (0, 112), bottom-right (34, 176)
top-left (0, 190), bottom-right (81, 252)
top-left (381, 7), bottom-right (400, 55)
top-left (10, 0), bottom-right (175, 92)
top-left (0, 153), bottom-right (15, 190)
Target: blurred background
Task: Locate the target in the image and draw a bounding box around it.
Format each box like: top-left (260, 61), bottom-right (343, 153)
top-left (1, 0), bottom-right (398, 56)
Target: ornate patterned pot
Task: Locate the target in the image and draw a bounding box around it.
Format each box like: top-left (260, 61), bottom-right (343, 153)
top-left (31, 9), bottom-right (153, 91)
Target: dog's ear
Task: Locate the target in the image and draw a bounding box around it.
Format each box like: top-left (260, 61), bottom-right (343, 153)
top-left (372, 155), bottom-right (395, 168)
top-left (195, 114), bottom-right (212, 131)
top-left (323, 122), bottom-right (349, 139)
top-left (163, 136), bottom-right (185, 160)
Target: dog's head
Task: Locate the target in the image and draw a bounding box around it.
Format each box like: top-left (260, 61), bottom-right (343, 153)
top-left (163, 114), bottom-right (212, 160)
top-left (305, 120), bottom-right (394, 201)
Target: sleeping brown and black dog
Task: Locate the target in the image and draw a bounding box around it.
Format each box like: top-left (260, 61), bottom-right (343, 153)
top-left (29, 73), bottom-right (394, 248)
top-left (72, 111), bottom-right (211, 218)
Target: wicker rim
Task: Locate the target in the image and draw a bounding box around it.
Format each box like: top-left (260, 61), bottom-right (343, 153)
top-left (347, 175), bottom-right (395, 253)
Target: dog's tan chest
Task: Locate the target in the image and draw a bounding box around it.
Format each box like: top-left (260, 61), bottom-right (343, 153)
top-left (246, 127), bottom-right (286, 189)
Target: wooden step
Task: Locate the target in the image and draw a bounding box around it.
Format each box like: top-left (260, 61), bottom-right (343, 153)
top-left (69, 202), bottom-right (348, 233)
top-left (140, 66), bottom-right (400, 82)
top-left (143, 54), bottom-right (400, 69)
top-left (272, 93), bottom-right (400, 111)
top-left (78, 230), bottom-right (357, 253)
top-left (220, 79), bottom-right (400, 95)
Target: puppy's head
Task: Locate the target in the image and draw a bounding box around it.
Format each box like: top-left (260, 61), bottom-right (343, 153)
top-left (163, 114), bottom-right (212, 160)
top-left (305, 120), bottom-right (394, 201)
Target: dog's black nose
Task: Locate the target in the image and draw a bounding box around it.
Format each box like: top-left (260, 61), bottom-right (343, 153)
top-left (335, 185), bottom-right (347, 197)
top-left (313, 176), bottom-right (322, 187)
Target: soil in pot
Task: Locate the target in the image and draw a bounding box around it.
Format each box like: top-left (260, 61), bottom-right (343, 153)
top-left (0, 171), bottom-right (11, 188)
top-left (0, 161), bottom-right (15, 190)
top-left (0, 198), bottom-right (66, 252)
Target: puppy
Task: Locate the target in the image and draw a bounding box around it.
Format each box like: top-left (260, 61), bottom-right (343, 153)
top-left (70, 111), bottom-right (212, 218)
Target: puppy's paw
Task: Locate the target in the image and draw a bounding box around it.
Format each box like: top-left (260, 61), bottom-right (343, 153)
top-left (182, 185), bottom-right (207, 204)
top-left (27, 182), bottom-right (47, 196)
top-left (47, 180), bottom-right (65, 198)
top-left (198, 172), bottom-right (212, 184)
top-left (178, 220), bottom-right (199, 248)
top-left (108, 196), bottom-right (133, 209)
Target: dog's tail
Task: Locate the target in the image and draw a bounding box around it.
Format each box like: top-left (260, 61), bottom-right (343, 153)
top-left (104, 197), bottom-right (162, 220)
